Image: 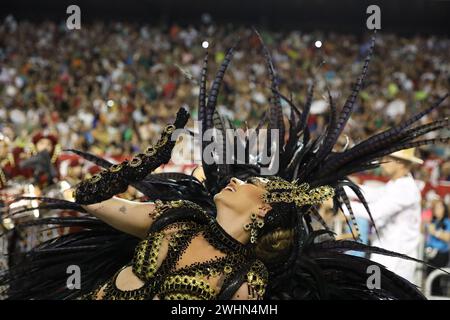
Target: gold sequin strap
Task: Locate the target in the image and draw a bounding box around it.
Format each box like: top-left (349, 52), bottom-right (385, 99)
top-left (149, 199), bottom-right (210, 222)
top-left (149, 199), bottom-right (182, 220)
top-left (160, 275), bottom-right (216, 300)
top-left (100, 264), bottom-right (156, 300)
top-left (132, 232), bottom-right (165, 282)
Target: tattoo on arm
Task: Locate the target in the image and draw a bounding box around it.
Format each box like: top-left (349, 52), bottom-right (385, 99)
top-left (119, 205), bottom-right (127, 214)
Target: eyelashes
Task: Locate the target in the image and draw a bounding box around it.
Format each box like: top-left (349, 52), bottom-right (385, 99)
top-left (246, 177), bottom-right (259, 186)
top-left (246, 177), bottom-right (270, 190)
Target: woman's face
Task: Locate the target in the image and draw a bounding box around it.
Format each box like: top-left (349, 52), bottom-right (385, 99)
top-left (433, 201), bottom-right (445, 219)
top-left (214, 177), bottom-right (270, 216)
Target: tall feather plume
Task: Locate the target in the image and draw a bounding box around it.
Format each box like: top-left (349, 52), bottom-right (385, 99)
top-left (8, 202), bottom-right (86, 217)
top-left (398, 118), bottom-right (449, 142)
top-left (255, 111), bottom-right (268, 133)
top-left (273, 89), bottom-right (302, 170)
top-left (347, 94), bottom-right (448, 156)
top-left (361, 137), bottom-right (449, 162)
top-left (335, 187), bottom-right (361, 242)
top-left (325, 95), bottom-right (449, 172)
top-left (199, 51), bottom-right (209, 130)
top-left (311, 240), bottom-right (449, 271)
top-left (316, 34), bottom-right (376, 162)
top-left (64, 149), bottom-right (113, 168)
top-left (254, 28), bottom-right (285, 151)
top-left (299, 82), bottom-right (315, 134)
top-left (213, 109), bottom-right (230, 177)
top-left (332, 196), bottom-right (357, 241)
top-left (306, 206), bottom-right (330, 231)
top-left (273, 82), bottom-right (315, 181)
top-left (319, 119), bottom-right (448, 179)
top-left (201, 41), bottom-right (238, 193)
top-left (336, 137), bottom-right (448, 177)
top-left (338, 179), bottom-right (380, 239)
top-left (205, 42), bottom-right (238, 131)
top-left (325, 87), bottom-right (338, 137)
top-left (314, 162), bottom-right (380, 187)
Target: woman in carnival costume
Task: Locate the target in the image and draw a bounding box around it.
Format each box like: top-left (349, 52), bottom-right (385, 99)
top-left (0, 32), bottom-right (448, 300)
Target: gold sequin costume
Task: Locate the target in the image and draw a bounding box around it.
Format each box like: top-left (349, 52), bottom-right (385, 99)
top-left (82, 200), bottom-right (268, 300)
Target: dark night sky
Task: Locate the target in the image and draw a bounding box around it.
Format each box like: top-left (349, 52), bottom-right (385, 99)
top-left (1, 0), bottom-right (449, 35)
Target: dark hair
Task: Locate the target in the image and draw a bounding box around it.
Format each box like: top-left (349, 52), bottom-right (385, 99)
top-left (255, 228), bottom-right (294, 265)
top-left (256, 195), bottom-right (304, 270)
top-left (433, 200), bottom-right (449, 230)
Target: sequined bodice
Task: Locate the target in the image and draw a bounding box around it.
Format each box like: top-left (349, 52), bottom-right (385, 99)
top-left (84, 200), bottom-right (268, 300)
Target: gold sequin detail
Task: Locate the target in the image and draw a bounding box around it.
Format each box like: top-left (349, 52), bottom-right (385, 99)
top-left (160, 275), bottom-right (216, 300)
top-left (109, 163), bottom-right (124, 172)
top-left (262, 177), bottom-right (334, 207)
top-left (129, 156), bottom-right (143, 167)
top-left (89, 174), bottom-right (102, 184)
top-left (246, 260), bottom-right (268, 298)
top-left (132, 232), bottom-right (164, 281)
top-left (83, 200), bottom-right (267, 301)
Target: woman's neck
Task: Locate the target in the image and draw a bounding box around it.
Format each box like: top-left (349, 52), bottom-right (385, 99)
top-left (215, 206), bottom-right (250, 245)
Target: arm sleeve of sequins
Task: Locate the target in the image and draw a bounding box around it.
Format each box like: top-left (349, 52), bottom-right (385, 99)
top-left (73, 108), bottom-right (189, 205)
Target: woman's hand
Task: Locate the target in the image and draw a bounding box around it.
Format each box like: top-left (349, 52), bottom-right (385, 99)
top-left (73, 107), bottom-right (189, 205)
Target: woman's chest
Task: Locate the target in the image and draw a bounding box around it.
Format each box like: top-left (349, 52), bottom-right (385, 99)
top-left (132, 228), bottom-right (246, 298)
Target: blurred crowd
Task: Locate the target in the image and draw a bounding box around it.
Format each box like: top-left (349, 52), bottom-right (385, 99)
top-left (0, 16), bottom-right (449, 180)
top-left (0, 16), bottom-right (449, 296)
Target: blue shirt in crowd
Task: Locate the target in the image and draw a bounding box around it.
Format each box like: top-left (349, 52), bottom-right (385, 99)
top-left (427, 218), bottom-right (450, 252)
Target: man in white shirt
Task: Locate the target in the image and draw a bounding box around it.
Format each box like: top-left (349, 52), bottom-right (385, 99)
top-left (344, 148), bottom-right (423, 284)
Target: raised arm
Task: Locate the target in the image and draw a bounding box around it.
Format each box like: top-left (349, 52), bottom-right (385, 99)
top-left (64, 188), bottom-right (156, 239)
top-left (62, 108), bottom-right (189, 238)
top-left (72, 108), bottom-right (189, 205)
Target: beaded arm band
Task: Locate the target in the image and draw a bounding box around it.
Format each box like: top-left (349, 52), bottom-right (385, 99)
top-left (73, 108), bottom-right (189, 205)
